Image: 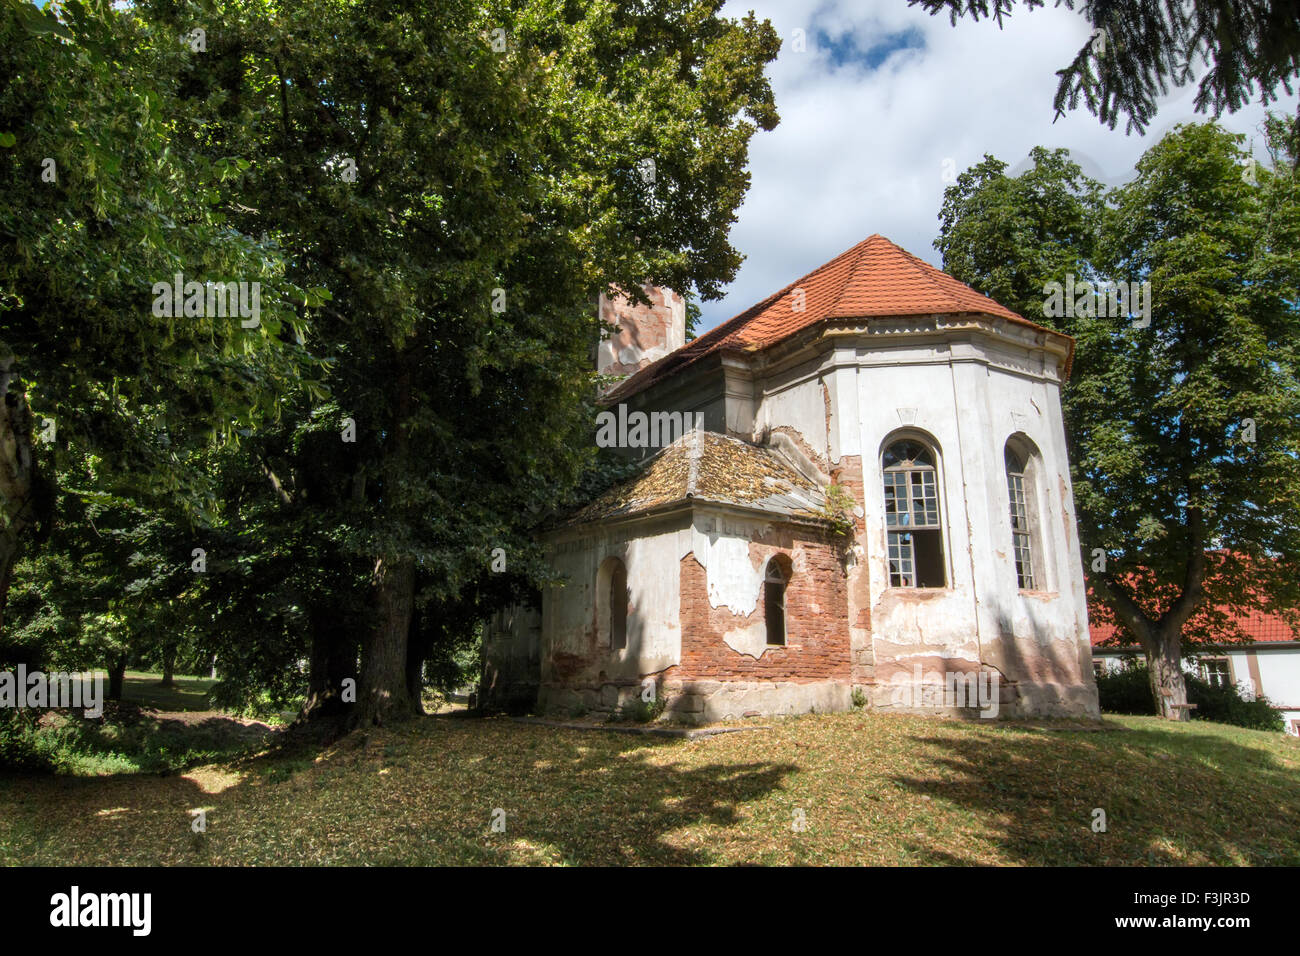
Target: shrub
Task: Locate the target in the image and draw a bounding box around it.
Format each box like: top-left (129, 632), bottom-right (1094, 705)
top-left (1186, 674), bottom-right (1285, 732)
top-left (628, 693), bottom-right (666, 724)
top-left (1096, 660), bottom-right (1285, 731)
top-left (0, 710), bottom-right (57, 773)
top-left (1095, 663), bottom-right (1157, 715)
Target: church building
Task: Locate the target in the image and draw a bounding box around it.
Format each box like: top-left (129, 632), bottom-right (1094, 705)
top-left (484, 234), bottom-right (1100, 722)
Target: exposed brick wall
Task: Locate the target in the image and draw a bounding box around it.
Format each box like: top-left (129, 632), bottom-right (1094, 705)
top-left (671, 527), bottom-right (851, 684)
top-left (598, 285), bottom-right (685, 380)
top-left (829, 454), bottom-right (875, 684)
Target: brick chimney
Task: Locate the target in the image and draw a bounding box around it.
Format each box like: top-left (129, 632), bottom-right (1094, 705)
top-left (596, 284), bottom-right (685, 381)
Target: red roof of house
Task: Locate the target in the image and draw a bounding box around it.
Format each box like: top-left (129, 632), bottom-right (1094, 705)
top-left (1091, 608), bottom-right (1298, 647)
top-left (604, 234), bottom-right (1064, 403)
top-left (1088, 554), bottom-right (1300, 648)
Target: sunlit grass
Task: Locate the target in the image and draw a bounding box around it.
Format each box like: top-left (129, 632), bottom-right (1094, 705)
top-left (1, 712), bottom-right (1296, 865)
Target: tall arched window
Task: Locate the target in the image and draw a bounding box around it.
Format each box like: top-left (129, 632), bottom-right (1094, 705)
top-left (1004, 440), bottom-right (1043, 591)
top-left (764, 557), bottom-right (789, 646)
top-left (883, 438), bottom-right (946, 588)
top-left (609, 561), bottom-right (628, 650)
top-left (596, 557), bottom-right (628, 650)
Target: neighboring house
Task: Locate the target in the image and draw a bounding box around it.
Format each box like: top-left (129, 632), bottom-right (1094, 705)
top-left (484, 234), bottom-right (1100, 723)
top-left (1092, 607), bottom-right (1300, 736)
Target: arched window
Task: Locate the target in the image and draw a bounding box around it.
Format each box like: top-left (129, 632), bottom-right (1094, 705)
top-left (883, 438), bottom-right (946, 588)
top-left (609, 561), bottom-right (628, 650)
top-left (764, 557), bottom-right (789, 646)
top-left (596, 557), bottom-right (628, 650)
top-left (1005, 440), bottom-right (1043, 590)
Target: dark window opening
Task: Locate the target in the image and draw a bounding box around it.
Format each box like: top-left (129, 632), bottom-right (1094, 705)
top-left (610, 561), bottom-right (628, 650)
top-left (765, 561), bottom-right (787, 646)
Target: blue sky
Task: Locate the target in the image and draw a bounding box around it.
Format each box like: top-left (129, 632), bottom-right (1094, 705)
top-left (699, 0), bottom-right (1298, 335)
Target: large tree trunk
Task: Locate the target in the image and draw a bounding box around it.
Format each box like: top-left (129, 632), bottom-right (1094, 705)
top-left (159, 644), bottom-right (176, 688)
top-left (1104, 518), bottom-right (1206, 722)
top-left (0, 532), bottom-right (19, 638)
top-left (301, 606), bottom-right (359, 720)
top-left (1148, 627), bottom-right (1190, 721)
top-left (352, 363), bottom-right (417, 727)
top-left (107, 652), bottom-right (128, 701)
top-left (405, 611), bottom-right (432, 716)
top-left (353, 554), bottom-right (417, 725)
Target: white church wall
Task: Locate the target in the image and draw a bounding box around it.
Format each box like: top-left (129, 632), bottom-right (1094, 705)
top-left (539, 515), bottom-right (687, 710)
top-left (958, 349), bottom-right (1098, 714)
top-left (846, 351), bottom-right (983, 680)
top-left (757, 371), bottom-right (830, 463)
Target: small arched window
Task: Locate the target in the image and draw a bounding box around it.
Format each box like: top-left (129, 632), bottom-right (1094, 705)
top-left (596, 557), bottom-right (628, 650)
top-left (883, 439), bottom-right (946, 588)
top-left (1005, 441), bottom-right (1042, 590)
top-left (764, 557), bottom-right (789, 646)
top-left (609, 561), bottom-right (628, 650)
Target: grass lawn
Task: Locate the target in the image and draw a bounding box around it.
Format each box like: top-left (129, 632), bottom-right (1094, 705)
top-left (119, 671), bottom-right (219, 712)
top-left (0, 711), bottom-right (1296, 866)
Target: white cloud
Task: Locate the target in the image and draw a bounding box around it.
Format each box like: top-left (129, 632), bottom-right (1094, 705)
top-left (698, 0), bottom-right (1297, 332)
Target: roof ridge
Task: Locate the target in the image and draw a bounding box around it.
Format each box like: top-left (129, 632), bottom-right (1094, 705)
top-left (685, 423), bottom-right (702, 496)
top-left (822, 234), bottom-right (881, 319)
top-left (894, 242), bottom-right (966, 309)
top-left (701, 236), bottom-right (878, 350)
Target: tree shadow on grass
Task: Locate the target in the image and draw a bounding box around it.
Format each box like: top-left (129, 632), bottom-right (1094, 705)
top-left (341, 717), bottom-right (800, 865)
top-left (0, 715), bottom-right (797, 866)
top-left (887, 721), bottom-right (1300, 865)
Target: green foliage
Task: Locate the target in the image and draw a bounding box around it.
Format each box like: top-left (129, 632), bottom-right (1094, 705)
top-left (627, 692), bottom-right (666, 723)
top-left (4, 0), bottom-right (781, 720)
top-left (1096, 660), bottom-right (1285, 731)
top-left (1095, 662), bottom-right (1159, 715)
top-left (0, 0), bottom-right (317, 494)
top-left (0, 705), bottom-right (270, 775)
top-left (1187, 674), bottom-right (1285, 732)
top-left (911, 1), bottom-right (1300, 133)
top-left (938, 120), bottom-right (1300, 674)
top-left (820, 482), bottom-right (858, 537)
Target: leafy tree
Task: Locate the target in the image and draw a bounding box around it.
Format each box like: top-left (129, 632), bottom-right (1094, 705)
top-left (145, 0), bottom-right (780, 725)
top-left (0, 0), bottom-right (317, 635)
top-left (937, 120), bottom-right (1300, 719)
top-left (910, 1), bottom-right (1300, 132)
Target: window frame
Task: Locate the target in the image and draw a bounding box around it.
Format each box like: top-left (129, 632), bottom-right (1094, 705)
top-left (1198, 656), bottom-right (1232, 689)
top-left (882, 436), bottom-right (948, 589)
top-left (595, 556), bottom-right (629, 651)
top-left (1005, 445), bottom-right (1037, 590)
top-left (764, 556), bottom-right (789, 647)
top-left (1004, 436), bottom-right (1051, 593)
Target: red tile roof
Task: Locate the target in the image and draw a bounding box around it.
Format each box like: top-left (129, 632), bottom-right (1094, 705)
top-left (604, 234), bottom-right (1063, 404)
top-left (1090, 609), bottom-right (1298, 647)
top-left (1088, 553), bottom-right (1300, 648)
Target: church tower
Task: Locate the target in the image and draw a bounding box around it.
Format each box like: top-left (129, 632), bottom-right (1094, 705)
top-left (596, 284), bottom-right (685, 381)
